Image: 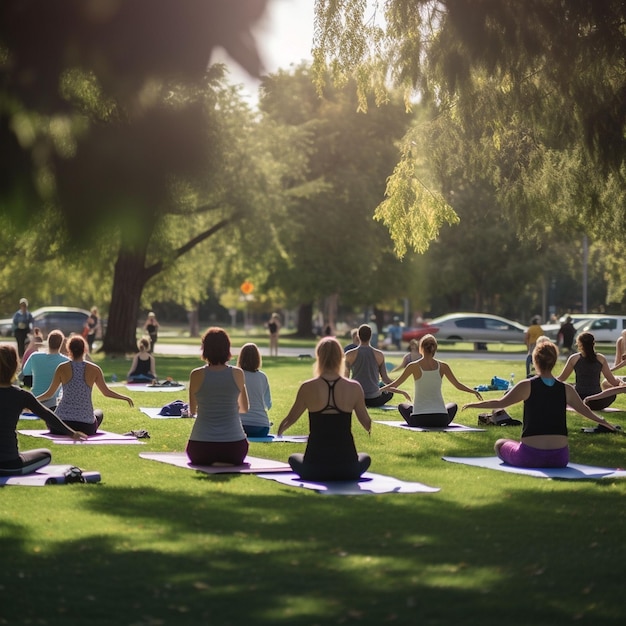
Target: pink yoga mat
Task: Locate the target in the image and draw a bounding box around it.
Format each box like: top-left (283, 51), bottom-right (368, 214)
top-left (18, 430), bottom-right (145, 445)
top-left (139, 452), bottom-right (291, 474)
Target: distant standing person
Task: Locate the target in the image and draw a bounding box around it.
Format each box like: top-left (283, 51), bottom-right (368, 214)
top-left (558, 316), bottom-right (576, 354)
top-left (267, 313), bottom-right (281, 357)
top-left (524, 316), bottom-right (544, 377)
top-left (186, 327), bottom-right (249, 466)
top-left (369, 314), bottom-right (379, 348)
top-left (37, 335), bottom-right (134, 435)
top-left (84, 306), bottom-right (101, 352)
top-left (12, 298), bottom-right (34, 358)
top-left (143, 312), bottom-right (159, 353)
top-left (237, 343), bottom-right (272, 438)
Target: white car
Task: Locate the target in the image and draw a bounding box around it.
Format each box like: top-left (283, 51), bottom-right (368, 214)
top-left (577, 316), bottom-right (626, 343)
top-left (428, 313), bottom-right (527, 345)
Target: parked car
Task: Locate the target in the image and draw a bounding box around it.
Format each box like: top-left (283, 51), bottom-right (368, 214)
top-left (577, 315), bottom-right (626, 343)
top-left (0, 306), bottom-right (91, 339)
top-left (425, 313), bottom-right (527, 345)
top-left (401, 322), bottom-right (441, 343)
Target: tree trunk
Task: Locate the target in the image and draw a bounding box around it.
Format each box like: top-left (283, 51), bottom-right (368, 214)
top-left (102, 248), bottom-right (149, 354)
top-left (188, 303), bottom-right (200, 338)
top-left (296, 302), bottom-right (314, 337)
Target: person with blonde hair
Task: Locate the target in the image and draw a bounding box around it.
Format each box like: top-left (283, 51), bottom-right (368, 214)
top-left (143, 312), bottom-right (159, 353)
top-left (278, 336), bottom-right (372, 481)
top-left (392, 338), bottom-right (421, 372)
top-left (237, 342), bottom-right (272, 438)
top-left (382, 334), bottom-right (482, 427)
top-left (127, 336), bottom-right (156, 383)
top-left (463, 341), bottom-right (618, 467)
top-left (0, 345), bottom-right (86, 476)
top-left (84, 306), bottom-right (101, 352)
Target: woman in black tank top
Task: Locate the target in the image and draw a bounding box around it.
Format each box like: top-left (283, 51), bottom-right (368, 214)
top-left (277, 337), bottom-right (372, 481)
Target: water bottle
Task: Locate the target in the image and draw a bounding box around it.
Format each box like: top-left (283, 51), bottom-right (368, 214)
top-left (509, 373), bottom-right (515, 390)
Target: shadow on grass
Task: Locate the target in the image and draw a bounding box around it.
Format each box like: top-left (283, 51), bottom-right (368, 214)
top-left (1, 477), bottom-right (624, 625)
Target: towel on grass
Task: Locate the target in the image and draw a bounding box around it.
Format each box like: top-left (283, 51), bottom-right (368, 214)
top-left (256, 471), bottom-right (440, 495)
top-left (139, 451), bottom-right (291, 474)
top-left (442, 456), bottom-right (626, 480)
top-left (375, 420), bottom-right (486, 433)
top-left (17, 430), bottom-right (145, 445)
top-left (140, 407), bottom-right (189, 419)
top-left (0, 465), bottom-right (101, 486)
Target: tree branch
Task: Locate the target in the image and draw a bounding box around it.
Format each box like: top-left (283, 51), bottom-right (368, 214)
top-left (143, 212), bottom-right (243, 282)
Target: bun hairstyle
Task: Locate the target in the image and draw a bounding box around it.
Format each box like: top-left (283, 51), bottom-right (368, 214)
top-left (419, 334), bottom-right (438, 355)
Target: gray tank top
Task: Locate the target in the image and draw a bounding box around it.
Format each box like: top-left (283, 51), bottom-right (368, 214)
top-left (56, 361), bottom-right (95, 424)
top-left (189, 366), bottom-right (246, 442)
top-left (351, 346), bottom-right (381, 399)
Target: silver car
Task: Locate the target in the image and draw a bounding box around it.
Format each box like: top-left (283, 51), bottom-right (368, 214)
top-left (429, 313), bottom-right (527, 345)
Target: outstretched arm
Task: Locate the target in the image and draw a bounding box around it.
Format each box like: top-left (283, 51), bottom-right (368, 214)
top-left (565, 384), bottom-right (618, 431)
top-left (94, 366), bottom-right (134, 407)
top-left (462, 380), bottom-right (531, 411)
top-left (440, 362), bottom-right (483, 400)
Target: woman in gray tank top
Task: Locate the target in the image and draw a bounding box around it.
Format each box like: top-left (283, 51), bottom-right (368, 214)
top-left (186, 328), bottom-right (250, 466)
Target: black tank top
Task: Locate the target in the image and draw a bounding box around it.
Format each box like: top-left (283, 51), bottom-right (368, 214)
top-left (304, 379), bottom-right (358, 464)
top-left (522, 377), bottom-right (568, 437)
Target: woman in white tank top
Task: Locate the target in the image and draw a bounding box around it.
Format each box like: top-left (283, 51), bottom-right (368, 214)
top-left (381, 334), bottom-right (482, 427)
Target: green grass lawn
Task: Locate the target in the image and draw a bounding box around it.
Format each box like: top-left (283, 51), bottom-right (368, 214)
top-left (2, 353), bottom-right (625, 625)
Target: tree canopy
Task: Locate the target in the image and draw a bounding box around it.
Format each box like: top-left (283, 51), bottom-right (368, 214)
top-left (313, 0), bottom-right (626, 259)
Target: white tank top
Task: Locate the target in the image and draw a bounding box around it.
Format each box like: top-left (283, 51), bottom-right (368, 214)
top-left (412, 363), bottom-right (446, 415)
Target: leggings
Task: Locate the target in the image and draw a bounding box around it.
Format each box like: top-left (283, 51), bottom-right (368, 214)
top-left (288, 452), bottom-right (371, 481)
top-left (48, 410), bottom-right (104, 436)
top-left (399, 402), bottom-right (458, 427)
top-left (0, 449), bottom-right (52, 476)
top-left (582, 394), bottom-right (616, 411)
top-left (186, 439), bottom-right (249, 466)
top-left (365, 391), bottom-right (394, 407)
top-left (497, 441), bottom-right (569, 468)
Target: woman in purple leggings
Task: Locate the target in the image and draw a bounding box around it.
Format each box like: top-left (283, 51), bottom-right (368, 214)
top-left (463, 341), bottom-right (618, 468)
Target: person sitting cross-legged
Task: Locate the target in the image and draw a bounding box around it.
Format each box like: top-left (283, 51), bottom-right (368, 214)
top-left (463, 341), bottom-right (618, 468)
top-left (344, 324), bottom-right (408, 407)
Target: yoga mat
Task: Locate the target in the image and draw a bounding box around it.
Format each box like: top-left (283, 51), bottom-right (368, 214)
top-left (256, 471), bottom-right (440, 495)
top-left (139, 452), bottom-right (291, 474)
top-left (375, 420), bottom-right (486, 433)
top-left (442, 456), bottom-right (626, 480)
top-left (0, 465), bottom-right (101, 486)
top-left (126, 383), bottom-right (185, 392)
top-left (247, 434), bottom-right (308, 443)
top-left (20, 411), bottom-right (40, 421)
top-left (18, 430), bottom-right (145, 445)
top-left (140, 407), bottom-right (190, 419)
top-left (373, 404), bottom-right (398, 411)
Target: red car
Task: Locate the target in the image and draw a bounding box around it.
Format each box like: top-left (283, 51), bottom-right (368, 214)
top-left (401, 323), bottom-right (439, 343)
